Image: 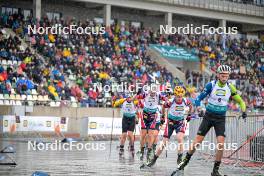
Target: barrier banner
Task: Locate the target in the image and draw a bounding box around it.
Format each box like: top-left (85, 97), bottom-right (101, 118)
top-left (88, 117), bottom-right (123, 135)
top-left (87, 117), bottom-right (189, 136)
top-left (1, 116), bottom-right (68, 133)
top-left (150, 44), bottom-right (199, 61)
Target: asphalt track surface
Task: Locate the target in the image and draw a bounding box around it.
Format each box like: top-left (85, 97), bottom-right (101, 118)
top-left (0, 140), bottom-right (263, 176)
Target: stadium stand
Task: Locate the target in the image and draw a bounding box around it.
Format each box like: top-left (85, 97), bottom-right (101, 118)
top-left (0, 10), bottom-right (263, 110)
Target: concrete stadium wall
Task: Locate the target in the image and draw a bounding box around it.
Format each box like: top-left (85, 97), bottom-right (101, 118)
top-left (0, 106), bottom-right (121, 119)
top-left (0, 0), bottom-right (101, 21)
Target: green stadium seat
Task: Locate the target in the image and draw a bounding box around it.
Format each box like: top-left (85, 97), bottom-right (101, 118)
top-left (9, 94), bottom-right (16, 100)
top-left (7, 60), bottom-right (12, 66)
top-left (4, 94), bottom-right (9, 100)
top-left (71, 102), bottom-right (78, 107)
top-left (1, 60), bottom-right (7, 65)
top-left (70, 96), bottom-right (77, 103)
top-left (43, 95), bottom-right (49, 102)
top-left (37, 95), bottom-right (45, 102)
top-left (31, 89), bottom-right (38, 95)
top-left (27, 95), bottom-right (33, 101)
top-left (15, 94), bottom-right (21, 100)
top-left (11, 88), bottom-right (15, 94)
top-left (21, 95), bottom-right (27, 101)
top-left (13, 60), bottom-right (18, 65)
top-left (32, 95), bottom-right (38, 101)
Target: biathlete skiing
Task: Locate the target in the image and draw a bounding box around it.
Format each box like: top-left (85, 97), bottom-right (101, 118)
top-left (136, 87), bottom-right (167, 162)
top-left (152, 105), bottom-right (165, 156)
top-left (141, 86), bottom-right (193, 168)
top-left (113, 93), bottom-right (139, 156)
top-left (173, 65), bottom-right (247, 176)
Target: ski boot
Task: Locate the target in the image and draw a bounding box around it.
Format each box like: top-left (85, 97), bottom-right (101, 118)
top-left (177, 153), bottom-right (192, 170)
top-left (177, 153), bottom-right (183, 165)
top-left (119, 145), bottom-right (124, 155)
top-left (146, 148), bottom-right (153, 163)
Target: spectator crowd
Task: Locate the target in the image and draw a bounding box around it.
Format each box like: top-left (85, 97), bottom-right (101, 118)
top-left (0, 11), bottom-right (263, 111)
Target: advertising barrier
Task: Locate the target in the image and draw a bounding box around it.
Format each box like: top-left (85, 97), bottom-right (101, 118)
top-left (150, 44), bottom-right (199, 61)
top-left (1, 115), bottom-right (68, 133)
top-left (87, 116), bottom-right (189, 137)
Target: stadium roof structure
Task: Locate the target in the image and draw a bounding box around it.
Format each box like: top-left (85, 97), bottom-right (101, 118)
top-left (73, 0), bottom-right (264, 25)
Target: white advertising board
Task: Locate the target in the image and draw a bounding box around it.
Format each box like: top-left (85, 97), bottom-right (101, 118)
top-left (1, 115), bottom-right (68, 132)
top-left (87, 117), bottom-right (189, 136)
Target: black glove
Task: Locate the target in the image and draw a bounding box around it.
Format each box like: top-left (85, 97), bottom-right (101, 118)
top-left (186, 114), bottom-right (192, 122)
top-left (160, 115), bottom-right (165, 125)
top-left (242, 112), bottom-right (247, 119)
top-left (198, 110), bottom-right (205, 117)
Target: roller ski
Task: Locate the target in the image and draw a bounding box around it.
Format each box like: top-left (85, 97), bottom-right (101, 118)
top-left (211, 170), bottom-right (226, 176)
top-left (177, 153), bottom-right (183, 164)
top-left (171, 169), bottom-right (184, 176)
top-left (137, 147), bottom-right (145, 161)
top-left (139, 148), bottom-right (154, 169)
top-left (211, 170), bottom-right (227, 176)
top-left (171, 153), bottom-right (192, 176)
top-left (139, 154), bottom-right (158, 169)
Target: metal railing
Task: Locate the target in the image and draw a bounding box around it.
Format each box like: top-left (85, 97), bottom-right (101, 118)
top-left (188, 113), bottom-right (264, 173)
top-left (142, 0), bottom-right (264, 17)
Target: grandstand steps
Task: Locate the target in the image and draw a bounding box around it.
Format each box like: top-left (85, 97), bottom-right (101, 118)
top-left (147, 46), bottom-right (213, 86)
top-left (147, 46), bottom-right (186, 83)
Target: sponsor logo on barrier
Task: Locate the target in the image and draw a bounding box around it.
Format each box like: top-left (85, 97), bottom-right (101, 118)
top-left (61, 124), bottom-right (65, 130)
top-left (61, 117), bottom-right (66, 124)
top-left (98, 123), bottom-right (104, 128)
top-left (86, 116), bottom-right (187, 136)
top-left (15, 116), bottom-right (20, 123)
top-left (23, 120), bottom-right (28, 127)
top-left (89, 122), bottom-right (97, 129)
top-left (4, 120), bottom-right (8, 127)
top-left (46, 121), bottom-right (51, 127)
top-left (2, 116), bottom-right (68, 132)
